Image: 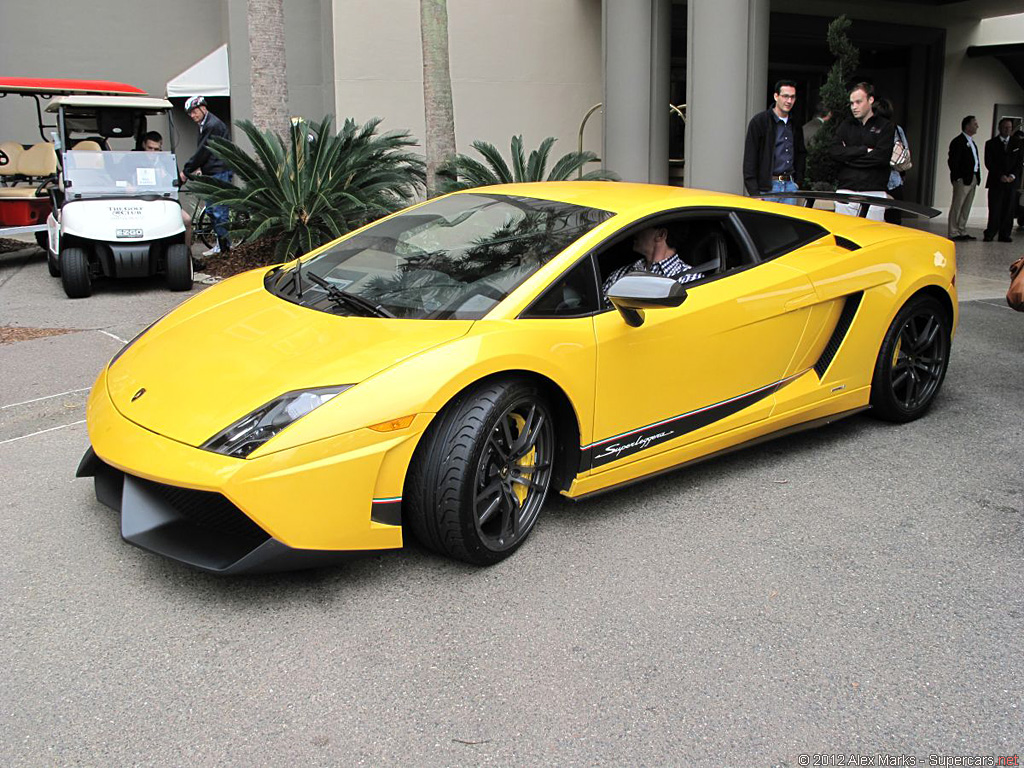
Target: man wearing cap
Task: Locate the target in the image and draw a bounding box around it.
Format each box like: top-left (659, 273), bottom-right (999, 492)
top-left (743, 79), bottom-right (807, 206)
top-left (181, 96), bottom-right (232, 256)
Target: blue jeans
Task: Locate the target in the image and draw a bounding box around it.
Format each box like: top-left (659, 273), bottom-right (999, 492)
top-left (768, 178), bottom-right (800, 207)
top-left (207, 171), bottom-right (233, 241)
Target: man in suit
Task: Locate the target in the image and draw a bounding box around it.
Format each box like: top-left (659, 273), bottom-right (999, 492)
top-left (947, 115), bottom-right (981, 241)
top-left (983, 117), bottom-right (1023, 243)
top-left (802, 101), bottom-right (830, 147)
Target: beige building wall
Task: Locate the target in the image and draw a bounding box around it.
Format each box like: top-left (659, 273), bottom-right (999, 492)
top-left (331, 0), bottom-right (604, 168)
top-left (0, 0), bottom-right (224, 155)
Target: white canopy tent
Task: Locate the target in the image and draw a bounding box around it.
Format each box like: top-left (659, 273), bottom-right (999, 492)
top-left (166, 45), bottom-right (230, 98)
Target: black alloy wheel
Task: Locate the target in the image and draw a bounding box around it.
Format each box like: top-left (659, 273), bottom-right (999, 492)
top-left (473, 399), bottom-right (554, 554)
top-left (405, 379), bottom-right (556, 565)
top-left (870, 295), bottom-right (950, 422)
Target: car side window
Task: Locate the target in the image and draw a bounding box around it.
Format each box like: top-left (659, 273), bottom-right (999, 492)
top-left (734, 210), bottom-right (827, 260)
top-left (595, 216), bottom-right (748, 291)
top-left (521, 256), bottom-right (601, 318)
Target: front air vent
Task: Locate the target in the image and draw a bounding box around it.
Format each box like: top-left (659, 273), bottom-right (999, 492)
top-left (814, 292), bottom-right (863, 377)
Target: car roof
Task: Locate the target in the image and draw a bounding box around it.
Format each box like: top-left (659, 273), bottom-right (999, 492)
top-left (461, 181), bottom-right (737, 216)
top-left (45, 95), bottom-right (173, 112)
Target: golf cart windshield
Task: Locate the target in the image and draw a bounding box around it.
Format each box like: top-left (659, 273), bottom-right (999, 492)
top-left (62, 150), bottom-right (178, 198)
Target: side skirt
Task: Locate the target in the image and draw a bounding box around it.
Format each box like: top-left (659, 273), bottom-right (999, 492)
top-left (565, 405), bottom-right (869, 502)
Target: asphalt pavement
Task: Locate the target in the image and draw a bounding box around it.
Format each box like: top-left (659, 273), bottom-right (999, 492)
top-left (1, 234), bottom-right (1021, 766)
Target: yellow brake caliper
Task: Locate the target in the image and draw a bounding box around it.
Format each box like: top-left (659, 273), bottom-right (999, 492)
top-left (510, 413), bottom-right (536, 505)
top-left (891, 335), bottom-right (902, 369)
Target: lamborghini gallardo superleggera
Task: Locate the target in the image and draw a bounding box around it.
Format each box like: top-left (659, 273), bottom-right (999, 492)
top-left (78, 183), bottom-right (956, 573)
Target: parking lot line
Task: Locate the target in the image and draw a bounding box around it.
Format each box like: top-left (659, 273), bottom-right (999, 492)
top-left (0, 419), bottom-right (85, 446)
top-left (1, 387), bottom-right (91, 410)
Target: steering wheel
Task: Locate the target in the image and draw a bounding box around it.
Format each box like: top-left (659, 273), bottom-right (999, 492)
top-left (35, 175), bottom-right (58, 198)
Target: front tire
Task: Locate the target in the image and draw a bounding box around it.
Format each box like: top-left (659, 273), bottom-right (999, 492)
top-left (166, 243), bottom-right (193, 291)
top-left (405, 379), bottom-right (556, 566)
top-left (870, 295), bottom-right (950, 422)
top-left (60, 247), bottom-right (91, 298)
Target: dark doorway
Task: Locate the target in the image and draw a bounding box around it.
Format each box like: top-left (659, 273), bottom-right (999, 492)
top-left (767, 13), bottom-right (945, 205)
top-left (668, 7), bottom-right (946, 204)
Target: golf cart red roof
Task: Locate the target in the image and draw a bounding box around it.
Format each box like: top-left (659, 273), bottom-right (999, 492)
top-left (0, 78), bottom-right (146, 96)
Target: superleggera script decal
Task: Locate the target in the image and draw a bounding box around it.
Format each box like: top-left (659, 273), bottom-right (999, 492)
top-left (581, 372), bottom-right (806, 470)
top-left (593, 430), bottom-right (675, 461)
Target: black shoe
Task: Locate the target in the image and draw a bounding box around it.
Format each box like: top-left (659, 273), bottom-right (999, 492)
top-left (983, 235), bottom-right (994, 242)
top-left (950, 235), bottom-right (968, 242)
top-left (963, 234), bottom-right (977, 240)
top-left (998, 236), bottom-right (1013, 243)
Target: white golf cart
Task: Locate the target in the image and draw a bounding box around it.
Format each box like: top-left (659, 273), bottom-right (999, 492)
top-left (43, 93), bottom-right (191, 298)
top-left (0, 77), bottom-right (147, 251)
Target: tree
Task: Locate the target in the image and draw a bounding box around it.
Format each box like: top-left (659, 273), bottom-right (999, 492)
top-left (420, 0), bottom-right (458, 197)
top-left (187, 116), bottom-right (425, 262)
top-left (248, 0), bottom-right (290, 138)
top-left (805, 15), bottom-right (860, 190)
top-left (440, 136), bottom-right (619, 192)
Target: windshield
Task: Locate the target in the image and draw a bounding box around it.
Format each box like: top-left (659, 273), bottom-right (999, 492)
top-left (62, 150), bottom-right (178, 198)
top-left (265, 193), bottom-right (613, 320)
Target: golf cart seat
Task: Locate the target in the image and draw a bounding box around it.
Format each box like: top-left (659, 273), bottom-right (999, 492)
top-left (0, 141), bottom-right (24, 178)
top-left (72, 140), bottom-right (102, 151)
top-left (0, 143), bottom-right (56, 198)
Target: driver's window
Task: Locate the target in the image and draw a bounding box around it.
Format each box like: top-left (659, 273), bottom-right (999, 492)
top-left (595, 216), bottom-right (747, 301)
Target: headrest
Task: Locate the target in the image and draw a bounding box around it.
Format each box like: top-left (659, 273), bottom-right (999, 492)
top-left (73, 140), bottom-right (103, 151)
top-left (17, 143), bottom-right (57, 177)
top-left (0, 141), bottom-right (24, 175)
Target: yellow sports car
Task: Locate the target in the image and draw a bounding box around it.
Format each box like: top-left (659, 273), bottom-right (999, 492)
top-left (78, 183), bottom-right (956, 573)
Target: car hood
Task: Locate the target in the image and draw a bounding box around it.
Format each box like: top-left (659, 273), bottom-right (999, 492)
top-left (105, 271), bottom-right (473, 446)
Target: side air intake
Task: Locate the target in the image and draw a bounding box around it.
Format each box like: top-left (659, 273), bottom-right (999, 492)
top-left (814, 292), bottom-right (863, 377)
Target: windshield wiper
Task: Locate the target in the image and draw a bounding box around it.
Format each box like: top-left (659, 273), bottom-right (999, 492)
top-left (304, 271), bottom-right (395, 318)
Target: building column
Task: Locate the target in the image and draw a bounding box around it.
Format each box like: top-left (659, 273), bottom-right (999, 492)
top-left (602, 0), bottom-right (671, 184)
top-left (684, 0), bottom-right (769, 194)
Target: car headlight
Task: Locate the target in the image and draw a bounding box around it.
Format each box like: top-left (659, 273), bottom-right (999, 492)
top-left (201, 386), bottom-right (352, 458)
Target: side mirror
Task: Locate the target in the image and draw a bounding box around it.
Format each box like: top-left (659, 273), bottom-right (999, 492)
top-left (607, 273), bottom-right (688, 327)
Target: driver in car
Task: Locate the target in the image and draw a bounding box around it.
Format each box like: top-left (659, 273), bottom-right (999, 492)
top-left (602, 225), bottom-right (704, 300)
top-left (142, 131), bottom-right (192, 249)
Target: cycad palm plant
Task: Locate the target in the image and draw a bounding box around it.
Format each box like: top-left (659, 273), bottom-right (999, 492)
top-left (188, 116), bottom-right (425, 261)
top-left (440, 135), bottom-right (617, 193)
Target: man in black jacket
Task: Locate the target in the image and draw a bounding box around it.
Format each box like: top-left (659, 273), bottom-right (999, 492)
top-left (947, 115), bottom-right (981, 240)
top-left (742, 80), bottom-right (806, 205)
top-left (829, 82), bottom-right (894, 221)
top-left (983, 117), bottom-right (1023, 243)
top-left (181, 95), bottom-right (232, 255)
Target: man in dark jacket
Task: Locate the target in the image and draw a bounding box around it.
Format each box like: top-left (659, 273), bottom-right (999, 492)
top-left (742, 80), bottom-right (806, 205)
top-left (829, 82), bottom-right (895, 220)
top-left (947, 115), bottom-right (981, 240)
top-left (181, 95), bottom-right (232, 255)
top-left (983, 117), bottom-right (1023, 243)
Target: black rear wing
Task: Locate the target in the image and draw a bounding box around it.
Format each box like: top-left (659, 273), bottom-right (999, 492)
top-left (760, 191), bottom-right (940, 219)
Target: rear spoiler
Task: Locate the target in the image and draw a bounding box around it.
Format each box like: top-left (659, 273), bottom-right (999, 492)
top-left (760, 191), bottom-right (940, 219)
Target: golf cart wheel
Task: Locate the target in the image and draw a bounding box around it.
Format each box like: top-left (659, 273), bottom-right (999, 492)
top-left (405, 378), bottom-right (556, 566)
top-left (870, 294), bottom-right (950, 423)
top-left (60, 247), bottom-right (92, 299)
top-left (166, 243), bottom-right (193, 291)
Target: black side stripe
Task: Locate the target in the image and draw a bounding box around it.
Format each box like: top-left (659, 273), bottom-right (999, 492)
top-left (580, 373), bottom-right (802, 471)
top-left (814, 292), bottom-right (863, 378)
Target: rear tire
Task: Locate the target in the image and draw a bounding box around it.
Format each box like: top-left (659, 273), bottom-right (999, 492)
top-left (166, 243), bottom-right (193, 291)
top-left (870, 295), bottom-right (950, 422)
top-left (60, 247), bottom-right (92, 299)
top-left (194, 208), bottom-right (216, 249)
top-left (405, 378), bottom-right (555, 566)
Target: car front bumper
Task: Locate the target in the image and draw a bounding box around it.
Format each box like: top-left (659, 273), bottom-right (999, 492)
top-left (80, 368), bottom-right (429, 574)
